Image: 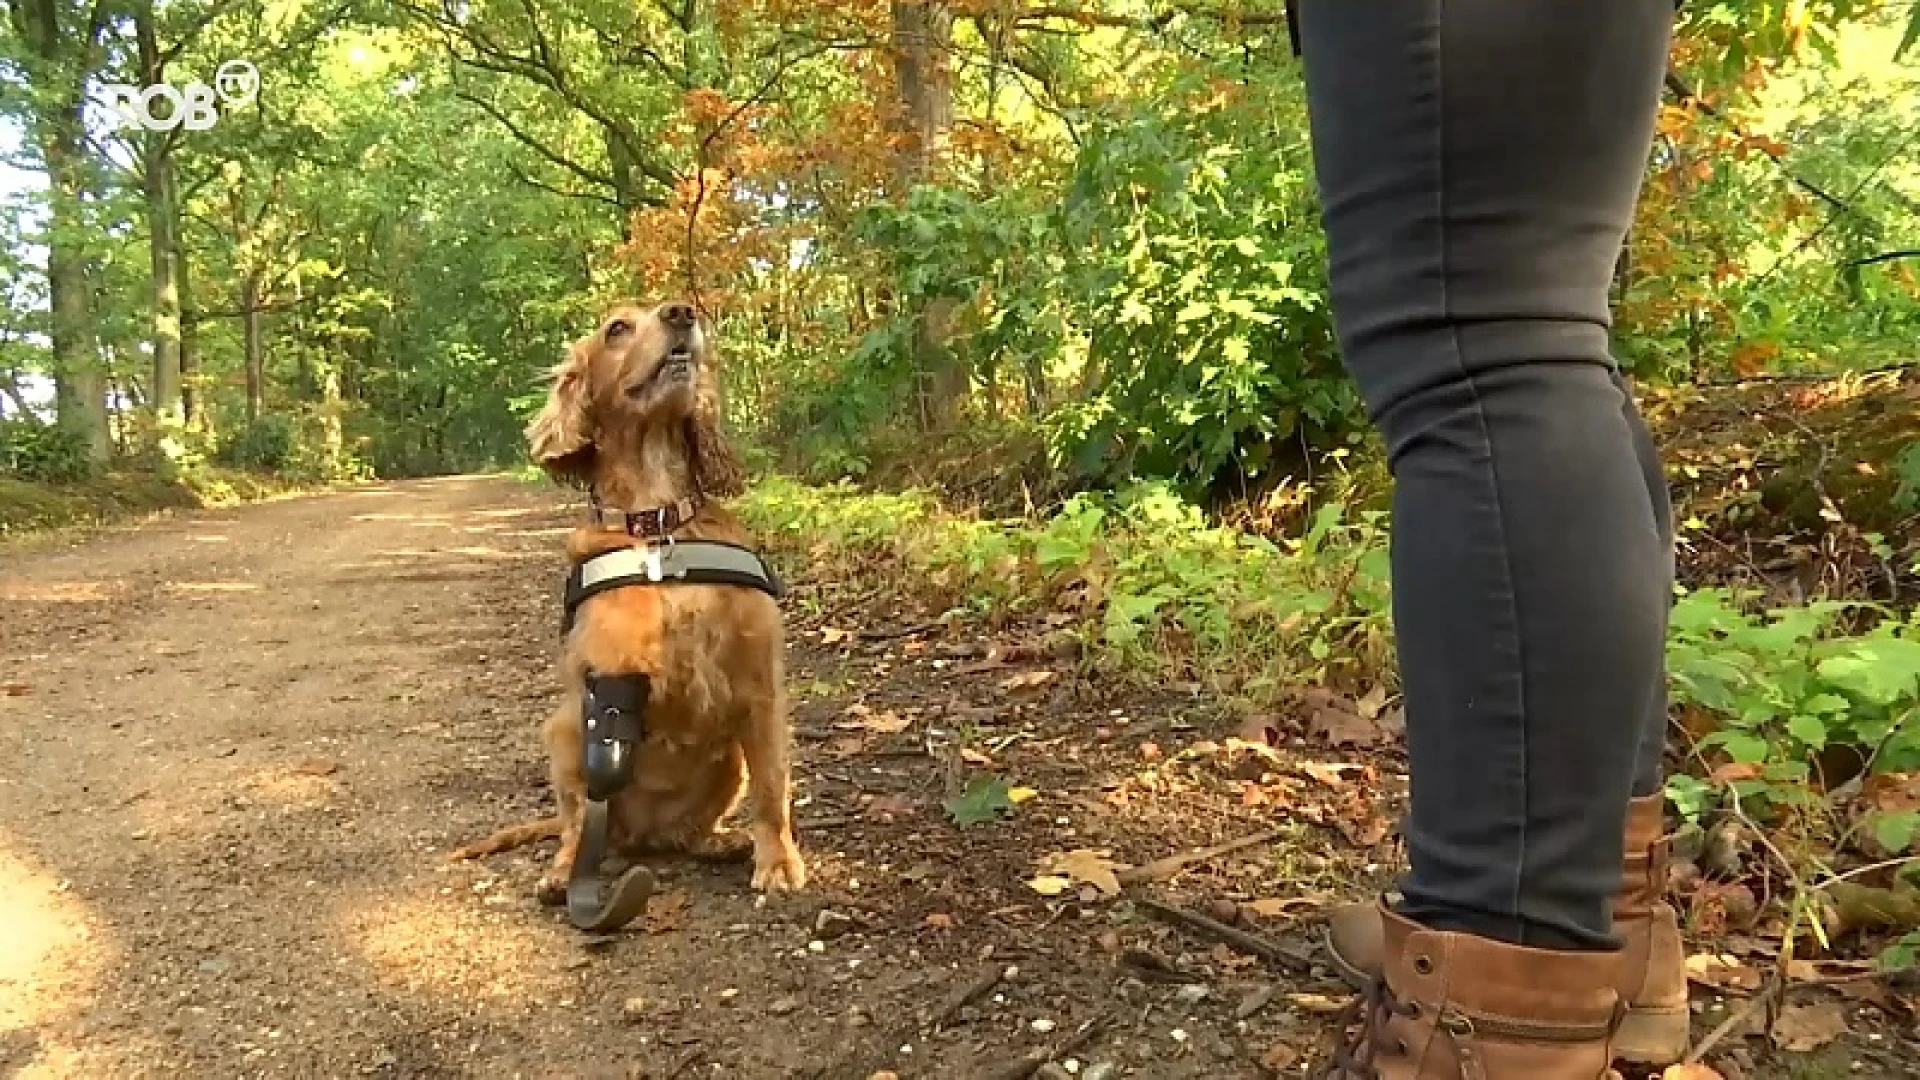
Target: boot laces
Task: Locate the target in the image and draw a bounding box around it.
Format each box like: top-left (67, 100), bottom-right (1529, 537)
top-left (1313, 974), bottom-right (1420, 1079)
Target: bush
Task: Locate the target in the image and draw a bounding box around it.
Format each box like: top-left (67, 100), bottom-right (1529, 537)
top-left (0, 418), bottom-right (95, 483)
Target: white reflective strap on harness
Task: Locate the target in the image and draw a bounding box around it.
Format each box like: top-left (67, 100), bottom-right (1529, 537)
top-left (577, 542), bottom-right (779, 591)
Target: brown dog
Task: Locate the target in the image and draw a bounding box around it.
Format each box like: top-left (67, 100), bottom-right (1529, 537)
top-left (454, 300), bottom-right (805, 899)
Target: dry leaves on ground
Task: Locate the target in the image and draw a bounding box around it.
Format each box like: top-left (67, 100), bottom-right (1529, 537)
top-left (1028, 848), bottom-right (1131, 897)
top-left (1771, 999), bottom-right (1849, 1052)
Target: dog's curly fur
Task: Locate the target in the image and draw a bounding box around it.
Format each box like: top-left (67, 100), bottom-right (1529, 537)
top-left (453, 300), bottom-right (805, 898)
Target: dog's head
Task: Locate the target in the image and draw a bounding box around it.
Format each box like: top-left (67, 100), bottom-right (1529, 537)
top-left (526, 300), bottom-right (744, 497)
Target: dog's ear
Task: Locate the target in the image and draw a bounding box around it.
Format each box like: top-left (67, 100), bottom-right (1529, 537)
top-left (687, 351), bottom-right (745, 498)
top-left (526, 340), bottom-right (596, 484)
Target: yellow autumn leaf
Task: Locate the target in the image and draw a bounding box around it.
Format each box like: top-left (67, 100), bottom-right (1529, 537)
top-left (1027, 875), bottom-right (1072, 896)
top-left (1007, 786), bottom-right (1038, 804)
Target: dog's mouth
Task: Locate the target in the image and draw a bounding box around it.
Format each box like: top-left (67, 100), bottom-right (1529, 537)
top-left (626, 346), bottom-right (697, 398)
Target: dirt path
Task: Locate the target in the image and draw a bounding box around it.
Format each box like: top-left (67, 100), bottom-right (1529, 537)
top-left (2, 476), bottom-right (1909, 1080)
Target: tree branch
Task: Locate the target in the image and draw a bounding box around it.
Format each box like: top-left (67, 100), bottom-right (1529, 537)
top-left (503, 159), bottom-right (625, 211)
top-left (1846, 249), bottom-right (1920, 269)
top-left (1663, 70), bottom-right (1868, 223)
top-left (454, 89), bottom-right (619, 192)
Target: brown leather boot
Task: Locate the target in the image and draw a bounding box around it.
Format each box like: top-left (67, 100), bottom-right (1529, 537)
top-left (1321, 794), bottom-right (1691, 1065)
top-left (1315, 899), bottom-right (1626, 1080)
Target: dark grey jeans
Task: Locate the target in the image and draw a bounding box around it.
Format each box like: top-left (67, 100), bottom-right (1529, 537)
top-left (1294, 0), bottom-right (1678, 950)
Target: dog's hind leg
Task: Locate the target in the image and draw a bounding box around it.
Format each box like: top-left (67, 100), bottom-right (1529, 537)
top-left (447, 816), bottom-right (560, 861)
top-left (679, 745), bottom-right (753, 863)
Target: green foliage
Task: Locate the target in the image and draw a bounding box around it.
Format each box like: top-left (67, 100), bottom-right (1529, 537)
top-left (1663, 586), bottom-right (1920, 819)
top-left (740, 474), bottom-right (1394, 702)
top-left (0, 419), bottom-right (95, 483)
top-left (844, 68), bottom-right (1356, 492)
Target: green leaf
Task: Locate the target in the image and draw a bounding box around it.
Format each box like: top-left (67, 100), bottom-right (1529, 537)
top-left (943, 773), bottom-right (1015, 827)
top-left (1873, 811), bottom-right (1920, 855)
top-left (1713, 730), bottom-right (1772, 765)
top-left (1787, 712), bottom-right (1830, 751)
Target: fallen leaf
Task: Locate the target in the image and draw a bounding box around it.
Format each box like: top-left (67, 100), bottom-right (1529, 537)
top-left (1285, 992), bottom-right (1350, 1015)
top-left (999, 670), bottom-right (1057, 693)
top-left (1303, 690), bottom-right (1388, 749)
top-left (644, 890), bottom-right (690, 934)
top-left (1139, 742), bottom-right (1162, 761)
top-left (836, 708), bottom-right (911, 734)
top-left (1026, 875), bottom-right (1072, 896)
top-left (1830, 976), bottom-right (1898, 1014)
top-left (1041, 848), bottom-right (1131, 896)
top-left (2, 682), bottom-right (29, 696)
top-left (923, 913), bottom-right (955, 930)
top-left (944, 773), bottom-right (1015, 827)
top-left (1661, 1065), bottom-right (1726, 1080)
top-left (1246, 897), bottom-right (1316, 919)
top-left (1236, 713), bottom-right (1286, 748)
top-left (1686, 952), bottom-right (1765, 993)
top-left (1259, 1041), bottom-right (1300, 1075)
top-left (1771, 1000), bottom-right (1848, 1052)
top-left (960, 747), bottom-right (994, 766)
top-left (820, 627), bottom-right (854, 644)
top-left (1006, 786), bottom-right (1038, 804)
top-left (1299, 761), bottom-right (1364, 788)
top-left (1711, 762), bottom-right (1762, 785)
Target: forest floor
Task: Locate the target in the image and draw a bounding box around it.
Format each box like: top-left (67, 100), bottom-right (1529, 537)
top-left (0, 473), bottom-right (1914, 1079)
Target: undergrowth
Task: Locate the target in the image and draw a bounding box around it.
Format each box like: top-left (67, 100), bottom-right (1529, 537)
top-left (0, 467), bottom-right (307, 538)
top-left (740, 473), bottom-right (1920, 966)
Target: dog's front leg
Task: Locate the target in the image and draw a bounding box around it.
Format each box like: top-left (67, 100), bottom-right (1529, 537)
top-left (536, 701), bottom-right (588, 906)
top-left (741, 687), bottom-right (806, 892)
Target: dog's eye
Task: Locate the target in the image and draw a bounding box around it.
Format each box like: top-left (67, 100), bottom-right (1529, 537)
top-left (605, 319), bottom-right (633, 341)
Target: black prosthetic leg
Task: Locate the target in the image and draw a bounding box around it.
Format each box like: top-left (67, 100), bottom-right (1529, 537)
top-left (566, 672), bottom-right (657, 931)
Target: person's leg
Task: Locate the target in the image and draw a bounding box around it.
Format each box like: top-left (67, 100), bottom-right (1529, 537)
top-left (1297, 0), bottom-right (1673, 954)
top-left (1620, 378), bottom-right (1676, 800)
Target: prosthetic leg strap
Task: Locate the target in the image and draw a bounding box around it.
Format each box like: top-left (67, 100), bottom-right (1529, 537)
top-left (562, 540), bottom-right (784, 636)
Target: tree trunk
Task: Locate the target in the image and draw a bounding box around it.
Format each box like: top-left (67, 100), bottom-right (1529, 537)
top-left (180, 237), bottom-right (199, 426)
top-left (242, 271), bottom-right (264, 424)
top-left (138, 3), bottom-right (185, 432)
top-left (37, 107), bottom-right (110, 462)
top-left (889, 1), bottom-right (965, 431)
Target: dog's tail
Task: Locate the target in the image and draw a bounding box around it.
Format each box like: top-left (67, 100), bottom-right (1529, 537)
top-left (448, 816), bottom-right (562, 861)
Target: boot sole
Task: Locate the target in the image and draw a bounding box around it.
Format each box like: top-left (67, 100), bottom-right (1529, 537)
top-left (1324, 927), bottom-right (1692, 1066)
top-left (1613, 1004), bottom-right (1691, 1065)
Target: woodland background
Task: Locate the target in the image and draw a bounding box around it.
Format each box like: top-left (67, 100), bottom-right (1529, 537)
top-left (5, 0), bottom-right (1920, 987)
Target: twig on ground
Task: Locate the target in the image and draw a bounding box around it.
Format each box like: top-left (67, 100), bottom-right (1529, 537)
top-left (795, 814), bottom-right (857, 832)
top-left (1684, 974), bottom-right (1779, 1066)
top-left (931, 963), bottom-right (1006, 1029)
top-left (1117, 827), bottom-right (1289, 886)
top-left (978, 1010), bottom-right (1114, 1080)
top-left (1136, 896), bottom-right (1315, 974)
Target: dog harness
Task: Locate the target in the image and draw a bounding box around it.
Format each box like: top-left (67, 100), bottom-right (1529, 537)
top-left (556, 516), bottom-right (785, 932)
top-left (561, 540), bottom-right (785, 637)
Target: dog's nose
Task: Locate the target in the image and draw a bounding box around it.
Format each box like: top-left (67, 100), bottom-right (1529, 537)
top-left (661, 302), bottom-right (696, 329)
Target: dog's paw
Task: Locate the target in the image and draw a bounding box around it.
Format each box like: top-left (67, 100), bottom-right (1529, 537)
top-left (534, 873), bottom-right (568, 906)
top-left (751, 843), bottom-right (807, 892)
